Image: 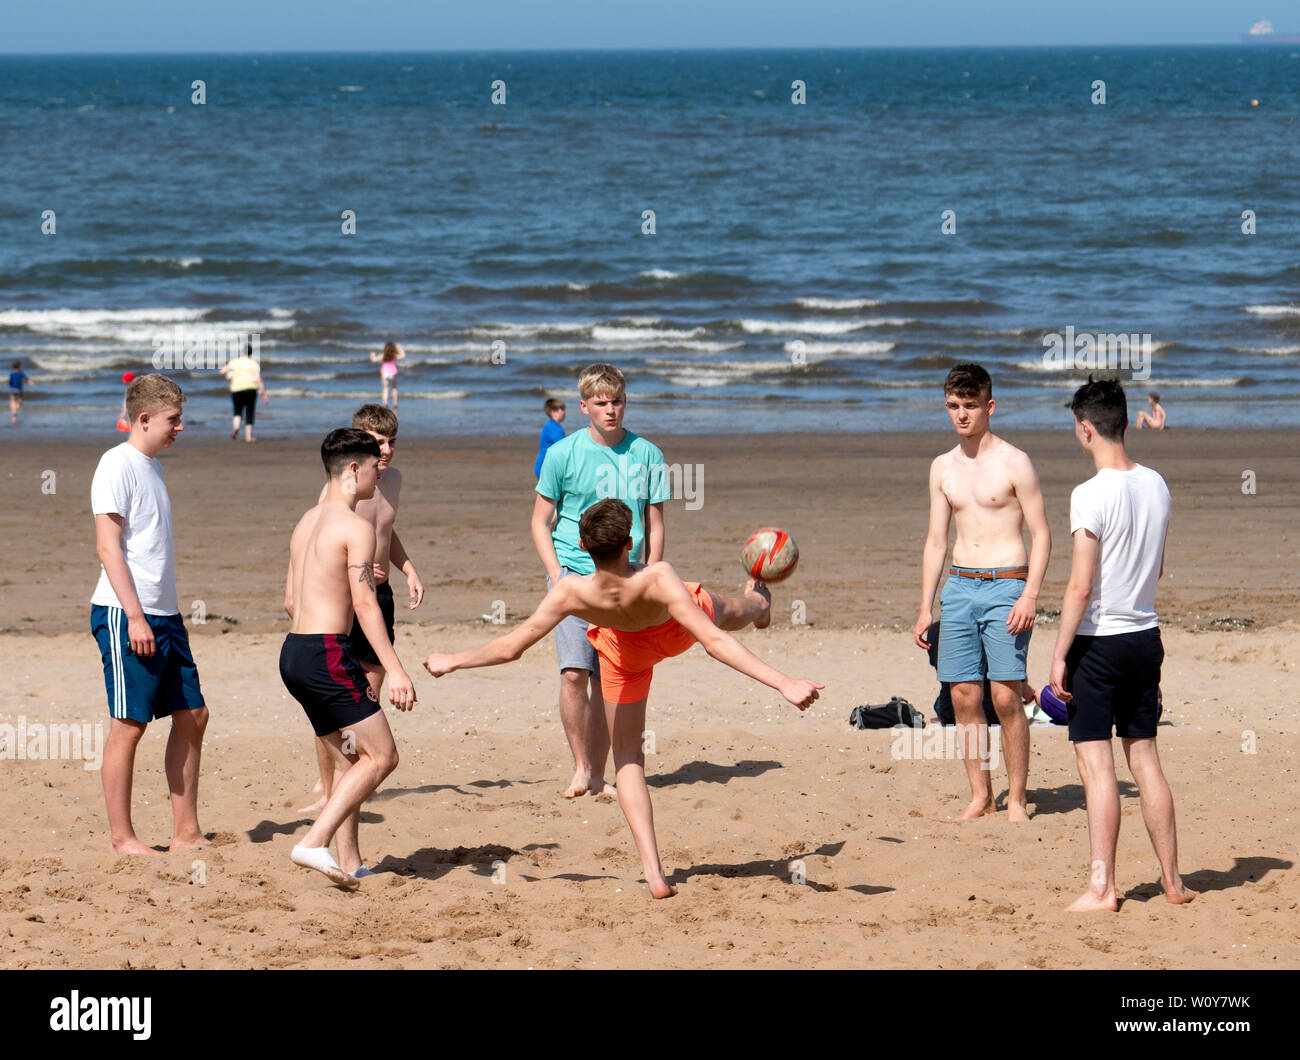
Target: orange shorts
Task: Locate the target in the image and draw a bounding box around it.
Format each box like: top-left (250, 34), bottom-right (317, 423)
top-left (586, 582), bottom-right (715, 704)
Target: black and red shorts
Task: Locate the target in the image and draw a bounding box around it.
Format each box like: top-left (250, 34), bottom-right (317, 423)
top-left (279, 632), bottom-right (381, 737)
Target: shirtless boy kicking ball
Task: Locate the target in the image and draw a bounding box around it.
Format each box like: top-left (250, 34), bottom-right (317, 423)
top-left (91, 374), bottom-right (209, 855)
top-left (282, 428), bottom-right (417, 888)
top-left (914, 364), bottom-right (1050, 822)
top-left (302, 404), bottom-right (424, 814)
top-left (424, 499), bottom-right (823, 899)
top-left (1050, 378), bottom-right (1194, 911)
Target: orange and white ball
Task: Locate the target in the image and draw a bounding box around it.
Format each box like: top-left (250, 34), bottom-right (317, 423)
top-left (740, 528), bottom-right (799, 582)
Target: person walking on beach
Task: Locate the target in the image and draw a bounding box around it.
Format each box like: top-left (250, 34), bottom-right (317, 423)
top-left (281, 428), bottom-right (417, 887)
top-left (90, 374), bottom-right (209, 855)
top-left (370, 341), bottom-right (404, 410)
top-left (425, 498), bottom-right (822, 899)
top-left (299, 404), bottom-right (425, 817)
top-left (9, 360), bottom-right (29, 425)
top-left (1135, 391), bottom-right (1166, 430)
top-left (914, 364), bottom-right (1051, 821)
top-left (220, 340), bottom-right (268, 442)
top-left (1050, 377), bottom-right (1195, 912)
top-left (534, 397), bottom-right (567, 478)
top-left (532, 364), bottom-right (670, 798)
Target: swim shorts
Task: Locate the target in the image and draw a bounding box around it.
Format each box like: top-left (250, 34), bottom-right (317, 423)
top-left (1064, 626), bottom-right (1163, 742)
top-left (349, 581), bottom-right (396, 665)
top-left (279, 632), bottom-right (381, 737)
top-left (91, 605), bottom-right (206, 723)
top-left (937, 567), bottom-right (1031, 683)
top-left (586, 582), bottom-right (715, 704)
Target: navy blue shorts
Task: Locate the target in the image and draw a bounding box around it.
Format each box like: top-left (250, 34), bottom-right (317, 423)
top-left (349, 581), bottom-right (396, 666)
top-left (91, 606), bottom-right (206, 724)
top-left (1065, 627), bottom-right (1164, 742)
top-left (279, 632), bottom-right (381, 738)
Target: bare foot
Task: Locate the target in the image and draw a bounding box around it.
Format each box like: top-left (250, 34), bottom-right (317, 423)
top-left (1067, 889), bottom-right (1119, 912)
top-left (562, 769), bottom-right (592, 799)
top-left (648, 879), bottom-right (677, 899)
top-left (956, 796), bottom-right (995, 820)
top-left (748, 579), bottom-right (772, 629)
top-left (169, 833), bottom-right (211, 851)
top-left (1006, 801), bottom-right (1031, 822)
top-left (298, 795), bottom-right (328, 814)
top-left (111, 838), bottom-right (163, 857)
top-left (589, 778), bottom-right (616, 796)
top-left (1165, 880), bottom-right (1198, 905)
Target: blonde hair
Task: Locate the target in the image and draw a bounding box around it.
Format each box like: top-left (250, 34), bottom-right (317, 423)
top-left (577, 363), bottom-right (626, 401)
top-left (125, 374), bottom-right (186, 423)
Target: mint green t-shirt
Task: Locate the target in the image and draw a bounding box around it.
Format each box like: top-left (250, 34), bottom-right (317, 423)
top-left (536, 428), bottom-right (672, 575)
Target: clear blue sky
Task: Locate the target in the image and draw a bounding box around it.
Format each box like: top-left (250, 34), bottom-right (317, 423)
top-left (1, 1), bottom-right (1292, 52)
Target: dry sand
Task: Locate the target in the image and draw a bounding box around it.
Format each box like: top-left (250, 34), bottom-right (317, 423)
top-left (1, 428), bottom-right (1297, 968)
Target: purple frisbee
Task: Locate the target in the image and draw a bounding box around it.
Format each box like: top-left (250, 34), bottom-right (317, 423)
top-left (1039, 684), bottom-right (1069, 723)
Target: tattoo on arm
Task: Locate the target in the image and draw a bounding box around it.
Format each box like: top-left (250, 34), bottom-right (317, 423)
top-left (348, 563), bottom-right (376, 591)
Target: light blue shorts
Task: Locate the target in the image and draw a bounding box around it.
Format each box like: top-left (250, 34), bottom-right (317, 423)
top-left (936, 567), bottom-right (1031, 683)
top-left (549, 567), bottom-right (600, 677)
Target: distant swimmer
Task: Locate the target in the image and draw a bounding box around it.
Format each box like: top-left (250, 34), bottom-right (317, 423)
top-left (1050, 377), bottom-right (1195, 912)
top-left (281, 428), bottom-right (417, 888)
top-left (1134, 391), bottom-right (1166, 430)
top-left (424, 498), bottom-right (822, 899)
top-left (9, 360), bottom-right (29, 425)
top-left (369, 341), bottom-right (405, 411)
top-left (914, 364), bottom-right (1051, 822)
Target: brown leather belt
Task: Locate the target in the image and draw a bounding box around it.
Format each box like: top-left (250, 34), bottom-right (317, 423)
top-left (949, 566), bottom-right (1028, 580)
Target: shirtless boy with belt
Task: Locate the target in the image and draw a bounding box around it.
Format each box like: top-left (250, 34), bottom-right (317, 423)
top-left (914, 364), bottom-right (1051, 821)
top-left (423, 498), bottom-right (823, 899)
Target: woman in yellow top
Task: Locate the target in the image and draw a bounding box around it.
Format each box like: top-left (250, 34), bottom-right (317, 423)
top-left (220, 343), bottom-right (269, 442)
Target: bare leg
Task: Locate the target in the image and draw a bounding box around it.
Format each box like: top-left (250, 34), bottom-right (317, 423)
top-left (706, 580), bottom-right (770, 631)
top-left (327, 740), bottom-right (363, 873)
top-left (1122, 737), bottom-right (1197, 905)
top-left (1068, 739), bottom-right (1120, 911)
top-left (231, 414), bottom-right (241, 439)
top-left (950, 682), bottom-right (994, 819)
top-left (604, 695), bottom-right (674, 899)
top-left (101, 718), bottom-right (160, 856)
top-left (559, 667), bottom-right (613, 796)
top-left (990, 679), bottom-right (1030, 821)
top-left (244, 421), bottom-right (255, 442)
top-left (166, 706), bottom-right (210, 850)
top-left (391, 382), bottom-right (397, 411)
top-left (298, 712), bottom-right (398, 851)
top-left (300, 738), bottom-right (333, 812)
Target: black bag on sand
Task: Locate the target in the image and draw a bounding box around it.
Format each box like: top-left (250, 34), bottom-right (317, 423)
top-left (849, 697), bottom-right (925, 730)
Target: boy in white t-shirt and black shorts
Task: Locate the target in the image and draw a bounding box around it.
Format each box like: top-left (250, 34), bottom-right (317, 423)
top-left (90, 374), bottom-right (209, 856)
top-left (1049, 377), bottom-right (1195, 912)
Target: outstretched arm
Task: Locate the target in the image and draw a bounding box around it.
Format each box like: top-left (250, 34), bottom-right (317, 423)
top-left (424, 581), bottom-right (574, 676)
top-left (652, 566), bottom-right (822, 710)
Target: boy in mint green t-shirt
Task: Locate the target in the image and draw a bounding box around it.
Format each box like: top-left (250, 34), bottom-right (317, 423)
top-left (531, 364), bottom-right (671, 798)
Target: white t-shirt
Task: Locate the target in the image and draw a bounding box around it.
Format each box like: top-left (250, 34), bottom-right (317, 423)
top-left (1069, 464), bottom-right (1170, 636)
top-left (90, 443), bottom-right (180, 615)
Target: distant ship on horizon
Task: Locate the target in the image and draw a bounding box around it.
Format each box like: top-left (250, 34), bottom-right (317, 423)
top-left (1242, 19), bottom-right (1300, 44)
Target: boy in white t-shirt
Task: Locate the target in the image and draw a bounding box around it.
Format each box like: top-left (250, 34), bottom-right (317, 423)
top-left (1049, 377), bottom-right (1195, 912)
top-left (90, 374), bottom-right (209, 856)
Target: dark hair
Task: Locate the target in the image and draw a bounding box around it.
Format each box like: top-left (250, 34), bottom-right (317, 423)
top-left (944, 363), bottom-right (993, 401)
top-left (544, 397), bottom-right (565, 413)
top-left (321, 427), bottom-right (381, 477)
top-left (579, 498), bottom-right (633, 560)
top-left (1070, 376), bottom-right (1128, 441)
top-left (11, 360), bottom-right (19, 370)
top-left (1148, 391), bottom-right (1160, 403)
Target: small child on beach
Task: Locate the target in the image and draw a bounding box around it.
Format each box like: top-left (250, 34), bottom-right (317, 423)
top-left (9, 360), bottom-right (29, 425)
top-left (533, 397), bottom-right (566, 478)
top-left (1135, 392), bottom-right (1166, 430)
top-left (369, 342), bottom-right (404, 411)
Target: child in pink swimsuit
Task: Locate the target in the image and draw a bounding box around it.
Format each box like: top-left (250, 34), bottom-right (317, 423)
top-left (370, 341), bottom-right (404, 410)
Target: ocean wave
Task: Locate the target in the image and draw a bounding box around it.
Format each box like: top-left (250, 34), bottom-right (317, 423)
top-left (782, 340), bottom-right (895, 357)
top-left (267, 387), bottom-right (469, 400)
top-left (0, 307), bottom-right (207, 329)
top-left (1245, 305), bottom-right (1300, 317)
top-left (638, 269), bottom-right (679, 280)
top-left (1229, 345), bottom-right (1300, 356)
top-left (793, 297), bottom-right (883, 310)
top-left (738, 318), bottom-right (912, 335)
top-left (590, 325), bottom-right (709, 343)
top-left (467, 322), bottom-right (595, 338)
top-left (136, 256), bottom-right (203, 269)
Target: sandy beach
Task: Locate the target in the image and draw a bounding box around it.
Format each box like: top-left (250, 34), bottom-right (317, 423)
top-left (1, 427), bottom-right (1297, 968)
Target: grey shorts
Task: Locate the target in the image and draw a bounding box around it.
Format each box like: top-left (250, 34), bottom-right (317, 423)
top-left (549, 567), bottom-right (600, 676)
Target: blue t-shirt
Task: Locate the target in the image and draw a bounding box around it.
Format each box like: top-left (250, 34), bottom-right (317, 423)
top-left (9, 370), bottom-right (28, 392)
top-left (533, 418), bottom-right (566, 478)
top-left (536, 428), bottom-right (672, 574)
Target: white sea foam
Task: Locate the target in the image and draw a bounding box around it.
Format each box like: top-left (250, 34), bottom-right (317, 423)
top-left (1245, 304), bottom-right (1300, 317)
top-left (740, 318), bottom-right (910, 335)
top-left (269, 387), bottom-right (468, 400)
top-left (0, 307), bottom-right (207, 328)
top-left (794, 297), bottom-right (883, 310)
top-left (638, 269), bottom-right (679, 280)
top-left (783, 340), bottom-right (895, 356)
top-left (138, 256), bottom-right (203, 268)
top-left (591, 325), bottom-right (708, 343)
top-left (1230, 345), bottom-right (1300, 356)
top-left (466, 322), bottom-right (595, 338)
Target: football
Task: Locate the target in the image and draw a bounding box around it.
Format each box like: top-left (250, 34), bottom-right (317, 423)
top-left (740, 527), bottom-right (799, 582)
